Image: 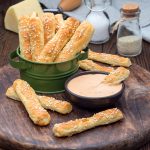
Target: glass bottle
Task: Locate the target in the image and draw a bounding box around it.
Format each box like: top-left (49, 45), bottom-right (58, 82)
top-left (84, 0), bottom-right (111, 44)
top-left (117, 3), bottom-right (142, 57)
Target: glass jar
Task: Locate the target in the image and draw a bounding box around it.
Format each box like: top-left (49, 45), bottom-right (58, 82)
top-left (117, 3), bottom-right (142, 57)
top-left (84, 0), bottom-right (111, 44)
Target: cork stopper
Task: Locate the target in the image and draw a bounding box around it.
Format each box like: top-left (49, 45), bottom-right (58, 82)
top-left (122, 3), bottom-right (139, 13)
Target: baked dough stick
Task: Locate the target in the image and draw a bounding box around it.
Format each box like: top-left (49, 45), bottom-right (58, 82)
top-left (38, 96), bottom-right (72, 114)
top-left (6, 86), bottom-right (72, 114)
top-left (13, 79), bottom-right (50, 126)
top-left (53, 108), bottom-right (123, 137)
top-left (103, 67), bottom-right (130, 84)
top-left (6, 86), bottom-right (19, 101)
top-left (55, 21), bottom-right (94, 62)
top-left (37, 17), bottom-right (80, 62)
top-left (18, 16), bottom-right (32, 60)
top-left (40, 13), bottom-right (56, 45)
top-left (79, 59), bottom-right (114, 73)
top-left (29, 13), bottom-right (44, 61)
top-left (88, 50), bottom-right (132, 67)
top-left (55, 14), bottom-right (64, 32)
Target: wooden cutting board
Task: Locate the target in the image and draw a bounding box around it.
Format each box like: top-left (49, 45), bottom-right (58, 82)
top-left (0, 64), bottom-right (150, 150)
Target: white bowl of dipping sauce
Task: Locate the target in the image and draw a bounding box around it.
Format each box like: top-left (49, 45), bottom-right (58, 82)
top-left (65, 71), bottom-right (124, 109)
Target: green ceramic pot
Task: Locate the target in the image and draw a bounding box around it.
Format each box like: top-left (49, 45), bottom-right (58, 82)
top-left (9, 47), bottom-right (88, 94)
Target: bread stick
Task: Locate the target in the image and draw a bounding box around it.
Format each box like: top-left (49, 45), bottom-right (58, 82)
top-left (18, 16), bottom-right (32, 60)
top-left (6, 86), bottom-right (20, 101)
top-left (6, 86), bottom-right (72, 114)
top-left (79, 59), bottom-right (114, 73)
top-left (53, 108), bottom-right (123, 137)
top-left (13, 79), bottom-right (50, 126)
top-left (38, 96), bottom-right (72, 114)
top-left (55, 14), bottom-right (64, 32)
top-left (29, 13), bottom-right (44, 61)
top-left (55, 21), bottom-right (94, 62)
top-left (88, 50), bottom-right (132, 67)
top-left (37, 17), bottom-right (80, 62)
top-left (103, 67), bottom-right (130, 84)
top-left (41, 13), bottom-right (56, 44)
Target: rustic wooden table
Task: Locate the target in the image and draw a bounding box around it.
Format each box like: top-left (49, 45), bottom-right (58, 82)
top-left (0, 0), bottom-right (150, 150)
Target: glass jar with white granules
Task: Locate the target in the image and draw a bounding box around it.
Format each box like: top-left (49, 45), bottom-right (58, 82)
top-left (117, 3), bottom-right (142, 57)
top-left (84, 0), bottom-right (111, 44)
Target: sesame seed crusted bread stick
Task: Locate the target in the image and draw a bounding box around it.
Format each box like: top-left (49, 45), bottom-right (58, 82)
top-left (38, 96), bottom-right (72, 114)
top-left (88, 50), bottom-right (132, 67)
top-left (40, 13), bottom-right (56, 45)
top-left (13, 79), bottom-right (50, 126)
top-left (53, 108), bottom-right (123, 137)
top-left (103, 67), bottom-right (130, 84)
top-left (6, 86), bottom-right (20, 101)
top-left (6, 86), bottom-right (72, 114)
top-left (29, 13), bottom-right (44, 61)
top-left (18, 16), bottom-right (32, 60)
top-left (37, 17), bottom-right (80, 63)
top-left (79, 59), bottom-right (114, 73)
top-left (55, 21), bottom-right (94, 62)
top-left (55, 14), bottom-right (64, 32)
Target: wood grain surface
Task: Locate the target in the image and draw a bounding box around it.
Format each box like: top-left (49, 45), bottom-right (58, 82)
top-left (0, 0), bottom-right (150, 150)
top-left (0, 64), bottom-right (149, 150)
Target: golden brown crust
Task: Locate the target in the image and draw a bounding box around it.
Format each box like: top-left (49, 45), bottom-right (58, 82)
top-left (88, 50), bottom-right (132, 67)
top-left (6, 86), bottom-right (72, 114)
top-left (55, 14), bottom-right (64, 32)
top-left (40, 13), bottom-right (56, 45)
top-left (37, 17), bottom-right (80, 62)
top-left (18, 16), bottom-right (32, 60)
top-left (29, 13), bottom-right (44, 61)
top-left (55, 21), bottom-right (94, 62)
top-left (103, 67), bottom-right (130, 84)
top-left (53, 108), bottom-right (123, 137)
top-left (6, 86), bottom-right (20, 101)
top-left (79, 59), bottom-right (114, 73)
top-left (38, 96), bottom-right (72, 114)
top-left (13, 79), bottom-right (50, 126)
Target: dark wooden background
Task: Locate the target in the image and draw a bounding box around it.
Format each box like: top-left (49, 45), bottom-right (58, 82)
top-left (0, 0), bottom-right (150, 150)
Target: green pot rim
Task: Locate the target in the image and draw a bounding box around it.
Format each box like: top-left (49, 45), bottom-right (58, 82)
top-left (17, 47), bottom-right (88, 65)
